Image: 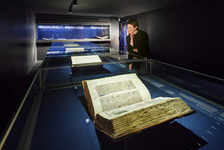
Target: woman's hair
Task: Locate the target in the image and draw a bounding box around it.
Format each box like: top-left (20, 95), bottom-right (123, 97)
top-left (127, 19), bottom-right (138, 28)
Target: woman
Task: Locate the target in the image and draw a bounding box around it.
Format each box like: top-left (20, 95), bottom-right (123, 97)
top-left (126, 19), bottom-right (149, 70)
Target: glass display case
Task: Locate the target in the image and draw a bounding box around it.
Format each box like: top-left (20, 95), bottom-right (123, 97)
top-left (37, 24), bottom-right (110, 43)
top-left (38, 41), bottom-right (148, 90)
top-left (1, 42), bottom-right (224, 150)
top-left (46, 42), bottom-right (110, 57)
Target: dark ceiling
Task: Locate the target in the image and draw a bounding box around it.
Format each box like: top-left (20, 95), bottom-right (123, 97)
top-left (22, 0), bottom-right (190, 18)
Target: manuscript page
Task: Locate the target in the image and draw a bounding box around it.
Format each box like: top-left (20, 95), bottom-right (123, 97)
top-left (86, 74), bottom-right (151, 117)
top-left (71, 55), bottom-right (102, 65)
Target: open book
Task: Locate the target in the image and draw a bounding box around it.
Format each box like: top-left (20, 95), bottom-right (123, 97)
top-left (66, 47), bottom-right (85, 52)
top-left (82, 73), bottom-right (194, 139)
top-left (64, 43), bottom-right (80, 47)
top-left (71, 55), bottom-right (102, 65)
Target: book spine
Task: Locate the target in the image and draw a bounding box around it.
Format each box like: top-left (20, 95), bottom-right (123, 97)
top-left (96, 114), bottom-right (114, 135)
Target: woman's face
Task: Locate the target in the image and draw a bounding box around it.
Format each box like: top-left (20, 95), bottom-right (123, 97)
top-left (127, 24), bottom-right (137, 35)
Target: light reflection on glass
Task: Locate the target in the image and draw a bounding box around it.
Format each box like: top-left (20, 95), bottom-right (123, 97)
top-left (37, 24), bottom-right (110, 40)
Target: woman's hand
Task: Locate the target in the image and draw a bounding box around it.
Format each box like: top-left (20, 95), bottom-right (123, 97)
top-left (129, 63), bottom-right (133, 70)
top-left (133, 48), bottom-right (139, 53)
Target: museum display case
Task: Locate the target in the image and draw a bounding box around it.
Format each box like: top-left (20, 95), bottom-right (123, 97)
top-left (1, 42), bottom-right (224, 150)
top-left (36, 24), bottom-right (110, 43)
top-left (38, 42), bottom-right (147, 89)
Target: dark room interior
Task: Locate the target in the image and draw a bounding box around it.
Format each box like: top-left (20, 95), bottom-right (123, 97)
top-left (0, 0), bottom-right (224, 149)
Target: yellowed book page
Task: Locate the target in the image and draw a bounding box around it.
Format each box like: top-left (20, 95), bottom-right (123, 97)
top-left (86, 74), bottom-right (151, 117)
top-left (71, 55), bottom-right (102, 65)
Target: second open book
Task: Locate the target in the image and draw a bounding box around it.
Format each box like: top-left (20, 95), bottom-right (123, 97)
top-left (82, 73), bottom-right (194, 139)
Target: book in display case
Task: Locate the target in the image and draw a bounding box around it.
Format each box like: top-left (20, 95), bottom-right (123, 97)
top-left (82, 73), bottom-right (194, 139)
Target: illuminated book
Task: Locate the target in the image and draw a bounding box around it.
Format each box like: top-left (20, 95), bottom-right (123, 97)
top-left (82, 73), bottom-right (194, 139)
top-left (71, 55), bottom-right (102, 65)
top-left (66, 47), bottom-right (85, 52)
top-left (64, 44), bottom-right (80, 47)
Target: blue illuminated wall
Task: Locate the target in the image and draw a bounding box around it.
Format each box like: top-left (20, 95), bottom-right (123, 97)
top-left (119, 21), bottom-right (127, 53)
top-left (37, 24), bottom-right (110, 40)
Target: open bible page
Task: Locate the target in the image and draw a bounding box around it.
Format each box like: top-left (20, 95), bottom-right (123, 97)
top-left (86, 74), bottom-right (151, 117)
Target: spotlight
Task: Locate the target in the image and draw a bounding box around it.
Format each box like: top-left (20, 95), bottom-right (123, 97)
top-left (73, 0), bottom-right (77, 6)
top-left (68, 0), bottom-right (77, 13)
